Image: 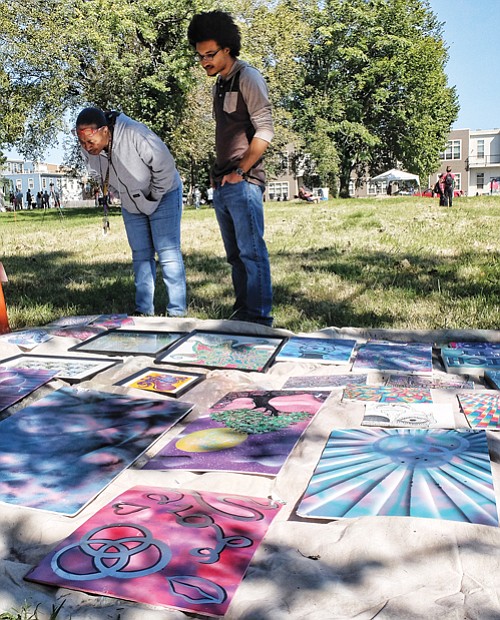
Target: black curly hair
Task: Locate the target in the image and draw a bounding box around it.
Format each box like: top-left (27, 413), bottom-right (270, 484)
top-left (188, 11), bottom-right (241, 57)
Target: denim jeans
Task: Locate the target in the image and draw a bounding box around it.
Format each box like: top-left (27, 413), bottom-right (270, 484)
top-left (213, 180), bottom-right (273, 325)
top-left (121, 184), bottom-right (186, 316)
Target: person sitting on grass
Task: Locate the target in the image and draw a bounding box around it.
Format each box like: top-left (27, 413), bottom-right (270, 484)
top-left (298, 186), bottom-right (320, 204)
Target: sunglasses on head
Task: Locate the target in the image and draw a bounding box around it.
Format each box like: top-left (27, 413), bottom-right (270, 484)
top-left (72, 126), bottom-right (106, 138)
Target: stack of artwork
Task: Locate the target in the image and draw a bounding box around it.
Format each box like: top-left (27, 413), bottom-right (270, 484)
top-left (2, 319), bottom-right (500, 615)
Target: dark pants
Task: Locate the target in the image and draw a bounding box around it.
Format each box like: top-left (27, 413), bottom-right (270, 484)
top-left (444, 187), bottom-right (453, 207)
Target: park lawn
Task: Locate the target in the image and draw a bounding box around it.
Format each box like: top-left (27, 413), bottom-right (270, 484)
top-left (0, 195), bottom-right (499, 333)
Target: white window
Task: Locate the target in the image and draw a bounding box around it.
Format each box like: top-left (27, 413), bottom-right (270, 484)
top-left (477, 140), bottom-right (485, 159)
top-left (28, 178), bottom-right (34, 189)
top-left (477, 173), bottom-right (484, 189)
top-left (454, 173), bottom-right (461, 190)
top-left (348, 180), bottom-right (355, 197)
top-left (16, 179), bottom-right (22, 190)
top-left (268, 181), bottom-right (289, 200)
top-left (440, 140), bottom-right (461, 160)
top-left (42, 179), bottom-right (47, 189)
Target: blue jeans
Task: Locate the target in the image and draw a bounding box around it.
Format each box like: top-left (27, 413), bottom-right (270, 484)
top-left (213, 181), bottom-right (273, 325)
top-left (121, 185), bottom-right (186, 316)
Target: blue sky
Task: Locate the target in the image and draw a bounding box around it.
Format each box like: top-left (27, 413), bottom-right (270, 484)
top-left (8, 0), bottom-right (499, 163)
top-left (430, 0), bottom-right (500, 130)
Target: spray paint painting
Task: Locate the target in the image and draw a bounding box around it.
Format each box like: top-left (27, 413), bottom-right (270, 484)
top-left (144, 390), bottom-right (328, 475)
top-left (25, 485), bottom-right (282, 616)
top-left (297, 428), bottom-right (498, 526)
top-left (0, 387), bottom-right (193, 514)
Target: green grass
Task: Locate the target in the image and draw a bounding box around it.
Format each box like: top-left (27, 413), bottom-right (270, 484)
top-left (1, 195), bottom-right (500, 332)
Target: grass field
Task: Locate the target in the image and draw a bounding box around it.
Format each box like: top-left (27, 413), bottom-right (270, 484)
top-left (1, 194), bottom-right (499, 333)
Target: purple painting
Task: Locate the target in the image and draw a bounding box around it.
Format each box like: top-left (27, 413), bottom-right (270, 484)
top-left (0, 387), bottom-right (193, 514)
top-left (352, 340), bottom-right (433, 375)
top-left (0, 365), bottom-right (57, 413)
top-left (25, 486), bottom-right (282, 615)
top-left (144, 390), bottom-right (329, 476)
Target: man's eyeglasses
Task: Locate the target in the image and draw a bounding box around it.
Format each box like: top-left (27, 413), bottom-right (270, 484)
top-left (71, 126), bottom-right (106, 138)
top-left (194, 48), bottom-right (222, 62)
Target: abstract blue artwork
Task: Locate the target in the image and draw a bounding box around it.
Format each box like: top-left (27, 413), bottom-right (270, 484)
top-left (297, 428), bottom-right (498, 526)
top-left (0, 387), bottom-right (193, 514)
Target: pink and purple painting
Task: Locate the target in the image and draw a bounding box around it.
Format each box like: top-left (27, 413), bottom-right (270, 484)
top-left (0, 387), bottom-right (193, 514)
top-left (458, 393), bottom-right (500, 428)
top-left (0, 365), bottom-right (57, 413)
top-left (25, 486), bottom-right (281, 616)
top-left (297, 428), bottom-right (498, 526)
top-left (144, 390), bottom-right (329, 475)
top-left (352, 340), bottom-right (433, 375)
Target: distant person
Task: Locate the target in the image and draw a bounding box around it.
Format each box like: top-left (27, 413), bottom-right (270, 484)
top-left (43, 190), bottom-right (50, 208)
top-left (15, 190), bottom-right (23, 210)
top-left (299, 186), bottom-right (320, 204)
top-left (26, 189), bottom-right (32, 209)
top-left (74, 106), bottom-right (186, 317)
top-left (444, 165), bottom-right (455, 207)
top-left (193, 186), bottom-right (201, 209)
top-left (188, 10), bottom-right (274, 326)
top-left (433, 173), bottom-right (445, 206)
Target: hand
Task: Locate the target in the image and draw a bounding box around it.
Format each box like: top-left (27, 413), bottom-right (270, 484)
top-left (221, 171), bottom-right (245, 186)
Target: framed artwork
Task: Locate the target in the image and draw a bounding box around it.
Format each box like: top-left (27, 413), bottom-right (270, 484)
top-left (274, 336), bottom-right (357, 365)
top-left (144, 390), bottom-right (329, 476)
top-left (0, 386), bottom-right (193, 514)
top-left (0, 354), bottom-right (122, 383)
top-left (69, 329), bottom-right (185, 357)
top-left (352, 340), bottom-right (433, 375)
top-left (342, 385), bottom-right (433, 403)
top-left (25, 485), bottom-right (282, 616)
top-left (458, 393), bottom-right (500, 429)
top-left (116, 367), bottom-right (205, 397)
top-left (155, 330), bottom-right (286, 372)
top-left (362, 402), bottom-right (455, 429)
top-left (0, 365), bottom-right (57, 413)
top-left (282, 374), bottom-right (368, 390)
top-left (297, 428), bottom-right (498, 526)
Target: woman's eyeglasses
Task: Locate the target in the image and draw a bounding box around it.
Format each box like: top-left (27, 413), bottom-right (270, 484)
top-left (194, 48), bottom-right (222, 62)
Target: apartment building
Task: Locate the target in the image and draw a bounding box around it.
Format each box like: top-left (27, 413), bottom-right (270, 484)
top-left (0, 159), bottom-right (83, 207)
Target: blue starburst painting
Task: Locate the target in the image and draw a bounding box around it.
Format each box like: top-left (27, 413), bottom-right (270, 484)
top-left (297, 428), bottom-right (498, 526)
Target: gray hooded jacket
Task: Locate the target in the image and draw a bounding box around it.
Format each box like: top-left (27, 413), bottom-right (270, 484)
top-left (83, 113), bottom-right (181, 215)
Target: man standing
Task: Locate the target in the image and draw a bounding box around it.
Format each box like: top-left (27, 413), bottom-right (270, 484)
top-left (188, 11), bottom-right (274, 326)
top-left (444, 165), bottom-right (455, 208)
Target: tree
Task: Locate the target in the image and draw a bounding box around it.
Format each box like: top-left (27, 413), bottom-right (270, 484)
top-left (294, 0), bottom-right (459, 197)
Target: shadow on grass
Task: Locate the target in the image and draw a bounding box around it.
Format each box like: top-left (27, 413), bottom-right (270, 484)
top-left (4, 242), bottom-right (500, 330)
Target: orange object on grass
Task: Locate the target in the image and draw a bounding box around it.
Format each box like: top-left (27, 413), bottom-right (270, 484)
top-left (0, 262), bottom-right (10, 334)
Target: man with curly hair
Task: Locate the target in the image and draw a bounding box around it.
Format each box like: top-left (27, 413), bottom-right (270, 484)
top-left (188, 11), bottom-right (274, 326)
